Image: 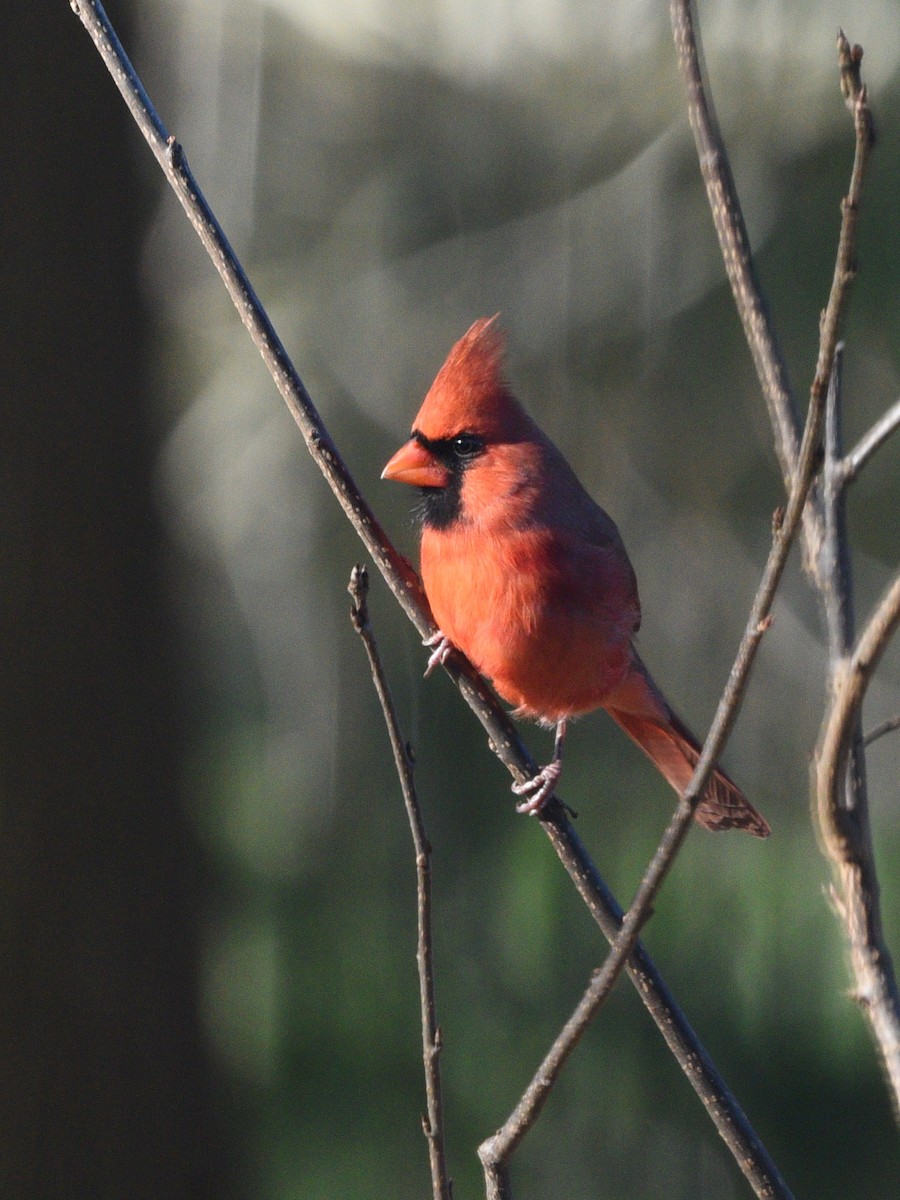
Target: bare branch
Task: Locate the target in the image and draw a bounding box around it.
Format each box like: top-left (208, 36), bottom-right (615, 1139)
top-left (863, 714), bottom-right (900, 748)
top-left (837, 28), bottom-right (875, 131)
top-left (815, 571), bottom-right (900, 1109)
top-left (817, 332), bottom-right (899, 1111)
top-left (843, 396), bottom-right (900, 485)
top-left (480, 1157), bottom-right (511, 1200)
top-left (485, 809), bottom-right (795, 1200)
top-left (821, 346), bottom-right (857, 658)
top-left (348, 565), bottom-right (452, 1200)
top-left (589, 324), bottom-right (827, 1000)
top-left (73, 0), bottom-right (789, 1185)
top-left (669, 0), bottom-right (801, 492)
top-left (668, 6), bottom-right (877, 588)
top-left (821, 575), bottom-right (900, 763)
top-left (812, 34), bottom-right (876, 412)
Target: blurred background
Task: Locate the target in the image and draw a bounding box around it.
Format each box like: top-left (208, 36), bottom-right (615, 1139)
top-left (2, 0), bottom-right (898, 1196)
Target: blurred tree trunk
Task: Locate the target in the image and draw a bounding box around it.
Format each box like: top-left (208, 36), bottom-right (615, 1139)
top-left (0, 4), bottom-right (228, 1196)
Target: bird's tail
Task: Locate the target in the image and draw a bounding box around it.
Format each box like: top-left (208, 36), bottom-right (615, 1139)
top-left (605, 657), bottom-right (770, 838)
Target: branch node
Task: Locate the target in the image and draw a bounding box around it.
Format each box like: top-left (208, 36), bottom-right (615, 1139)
top-left (347, 563), bottom-right (370, 633)
top-left (165, 134), bottom-right (184, 169)
top-left (838, 29), bottom-right (864, 105)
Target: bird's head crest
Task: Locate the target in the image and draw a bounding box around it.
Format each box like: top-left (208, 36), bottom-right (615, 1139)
top-left (413, 316), bottom-right (524, 441)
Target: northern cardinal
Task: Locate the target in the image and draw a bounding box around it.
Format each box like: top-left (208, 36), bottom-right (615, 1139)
top-left (382, 317), bottom-right (769, 836)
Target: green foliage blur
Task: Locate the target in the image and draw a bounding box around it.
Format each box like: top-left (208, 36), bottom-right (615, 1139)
top-left (135, 1), bottom-right (900, 1195)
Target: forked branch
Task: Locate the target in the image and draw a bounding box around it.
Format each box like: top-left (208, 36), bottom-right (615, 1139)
top-left (815, 347), bottom-right (900, 1108)
top-left (672, 0), bottom-right (900, 1115)
top-left (576, 12), bottom-right (881, 1130)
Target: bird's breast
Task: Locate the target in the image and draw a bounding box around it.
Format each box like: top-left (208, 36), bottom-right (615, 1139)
top-left (420, 522), bottom-right (636, 721)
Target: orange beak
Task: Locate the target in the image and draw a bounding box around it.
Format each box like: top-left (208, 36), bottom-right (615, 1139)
top-left (382, 437), bottom-right (449, 488)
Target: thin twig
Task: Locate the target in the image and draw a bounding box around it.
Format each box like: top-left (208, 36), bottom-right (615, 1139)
top-left (586, 330), bottom-right (827, 998)
top-left (843, 396), bottom-right (900, 485)
top-left (818, 345), bottom-right (869, 877)
top-left (818, 573), bottom-right (900, 794)
top-left (821, 346), bottom-right (857, 659)
top-left (863, 714), bottom-right (900, 748)
top-left (819, 347), bottom-right (868, 849)
top-left (809, 34), bottom-right (876, 696)
top-left (348, 565), bottom-right (451, 1200)
top-left (669, 0), bottom-right (831, 585)
top-left (812, 34), bottom-right (875, 412)
top-left (669, 0), bottom-right (800, 488)
top-left (72, 0), bottom-right (788, 1186)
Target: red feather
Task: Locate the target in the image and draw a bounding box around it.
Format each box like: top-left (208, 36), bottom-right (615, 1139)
top-left (384, 318), bottom-right (769, 836)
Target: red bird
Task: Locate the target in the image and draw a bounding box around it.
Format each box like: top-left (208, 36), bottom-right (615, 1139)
top-left (382, 317), bottom-right (769, 836)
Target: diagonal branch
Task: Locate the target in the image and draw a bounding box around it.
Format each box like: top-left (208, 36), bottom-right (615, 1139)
top-left (586, 330), bottom-right (827, 1004)
top-left (485, 808), bottom-right (795, 1200)
top-left (669, 0), bottom-right (801, 489)
top-left (842, 396), bottom-right (900, 485)
top-left (478, 313), bottom-right (826, 1200)
top-left (72, 0), bottom-right (787, 1188)
top-left (669, 0), bottom-right (830, 584)
top-left (348, 565), bottom-right (452, 1200)
top-left (671, 10), bottom-right (874, 586)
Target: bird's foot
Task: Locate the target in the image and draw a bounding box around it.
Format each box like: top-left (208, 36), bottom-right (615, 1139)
top-left (423, 631), bottom-right (453, 676)
top-left (512, 759), bottom-right (563, 815)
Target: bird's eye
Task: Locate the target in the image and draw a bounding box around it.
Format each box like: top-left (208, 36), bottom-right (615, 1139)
top-left (451, 433), bottom-right (484, 460)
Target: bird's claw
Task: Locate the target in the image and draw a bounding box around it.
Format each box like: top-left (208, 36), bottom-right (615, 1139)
top-left (512, 760), bottom-right (563, 815)
top-left (423, 631), bottom-right (453, 676)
